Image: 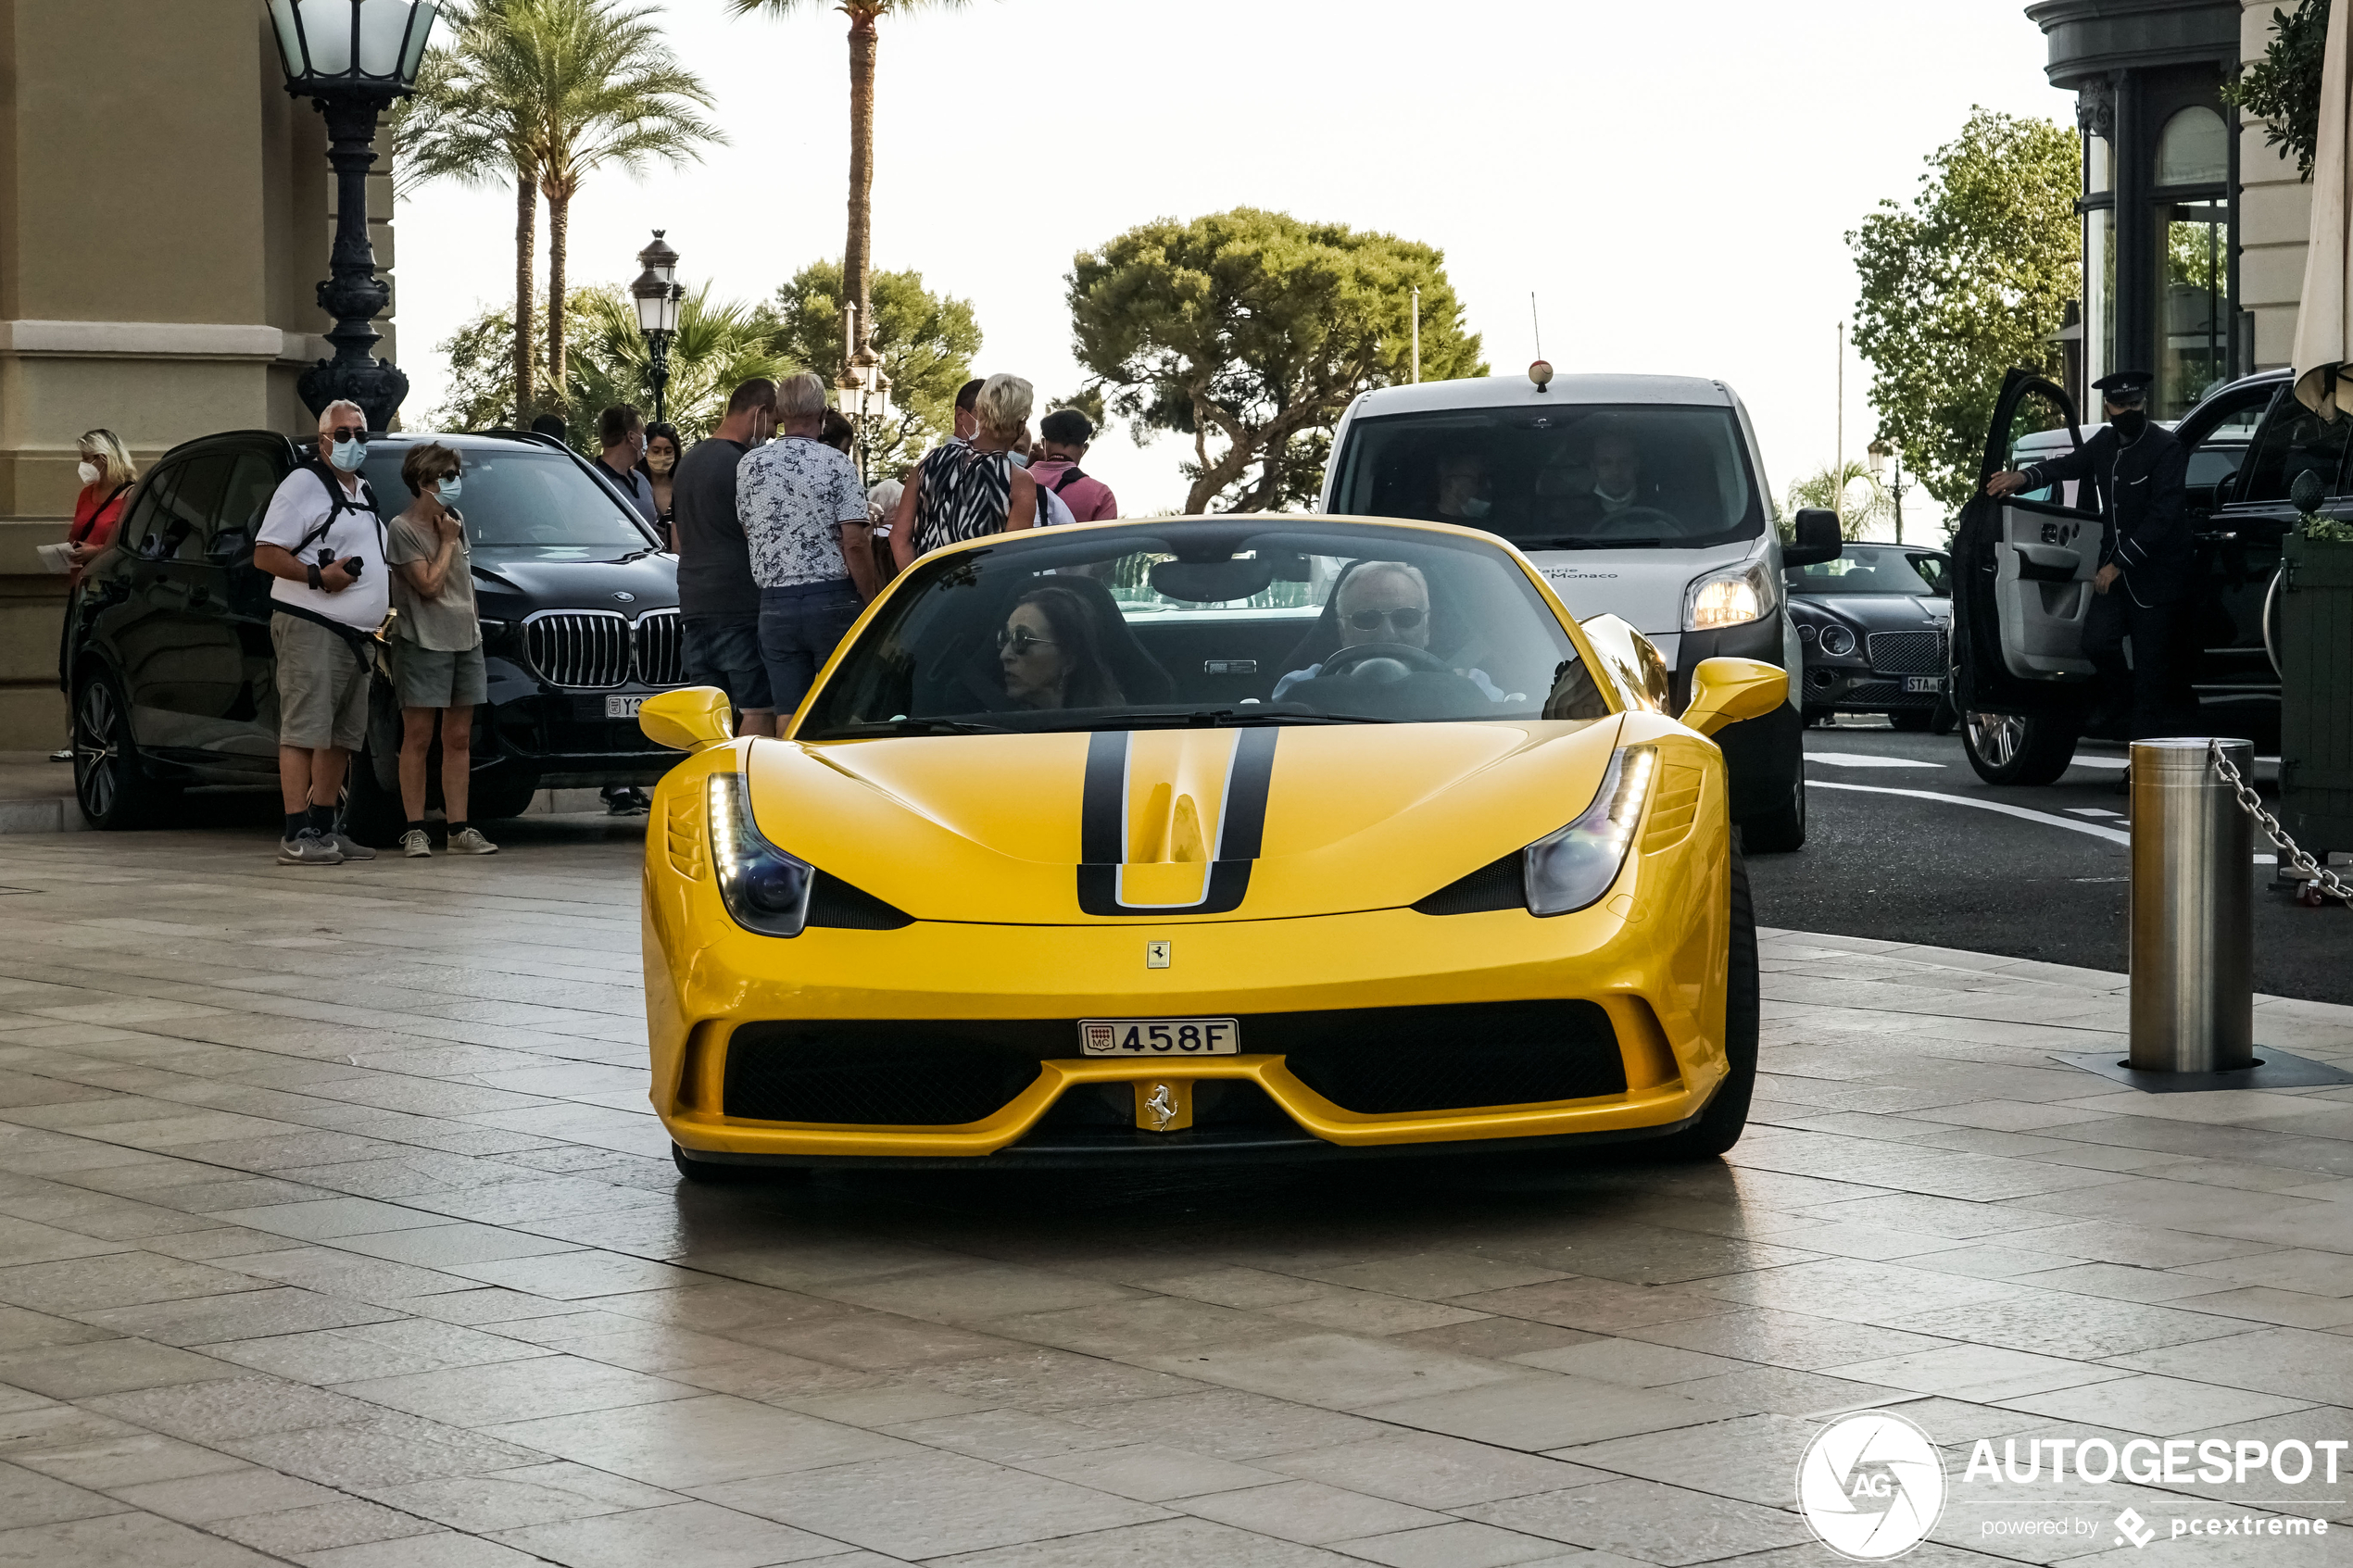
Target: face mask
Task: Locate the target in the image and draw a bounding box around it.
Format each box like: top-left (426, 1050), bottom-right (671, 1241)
top-left (435, 474), bottom-right (463, 508)
top-left (328, 436), bottom-right (366, 472)
top-left (647, 452), bottom-right (675, 475)
top-left (1457, 496), bottom-right (1492, 520)
top-left (2111, 408), bottom-right (2147, 442)
top-left (1009, 452), bottom-right (1031, 468)
top-left (76, 461), bottom-right (100, 486)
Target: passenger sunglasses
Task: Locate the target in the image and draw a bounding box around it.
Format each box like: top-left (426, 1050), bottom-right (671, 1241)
top-left (996, 628), bottom-right (1058, 655)
top-left (327, 426), bottom-right (368, 444)
top-left (1347, 606), bottom-right (1426, 632)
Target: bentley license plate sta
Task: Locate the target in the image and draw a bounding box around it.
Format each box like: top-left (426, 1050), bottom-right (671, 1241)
top-left (606, 695), bottom-right (648, 719)
top-left (1904, 676), bottom-right (1943, 693)
top-left (1079, 1018), bottom-right (1240, 1056)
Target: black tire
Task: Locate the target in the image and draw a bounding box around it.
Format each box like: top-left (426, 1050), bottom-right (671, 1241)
top-left (70, 668), bottom-right (178, 830)
top-left (1651, 852), bottom-right (1758, 1160)
top-left (1961, 709), bottom-right (2078, 785)
top-left (341, 746), bottom-right (407, 847)
top-left (1929, 694), bottom-right (1958, 736)
top-left (469, 767), bottom-right (539, 822)
top-left (1888, 709), bottom-right (1932, 733)
top-left (1739, 771), bottom-right (1806, 854)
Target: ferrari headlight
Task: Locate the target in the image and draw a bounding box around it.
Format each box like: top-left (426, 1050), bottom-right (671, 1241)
top-left (708, 771), bottom-right (812, 937)
top-left (1683, 558), bottom-right (1779, 631)
top-left (1525, 746), bottom-right (1655, 917)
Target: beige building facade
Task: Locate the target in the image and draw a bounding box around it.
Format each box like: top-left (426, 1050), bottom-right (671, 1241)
top-left (2237, 0), bottom-right (2313, 373)
top-left (0, 0), bottom-right (396, 748)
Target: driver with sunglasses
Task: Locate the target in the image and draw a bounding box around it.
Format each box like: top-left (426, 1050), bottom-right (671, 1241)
top-left (1271, 561), bottom-right (1515, 704)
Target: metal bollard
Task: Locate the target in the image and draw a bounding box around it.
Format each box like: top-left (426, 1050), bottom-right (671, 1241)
top-left (2129, 737), bottom-right (2256, 1073)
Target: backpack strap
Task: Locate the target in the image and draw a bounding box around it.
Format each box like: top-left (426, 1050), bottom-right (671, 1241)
top-left (1051, 465), bottom-right (1088, 495)
top-left (291, 463), bottom-right (379, 558)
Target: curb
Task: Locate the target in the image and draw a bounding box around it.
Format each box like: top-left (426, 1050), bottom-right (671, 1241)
top-left (0, 787), bottom-right (627, 835)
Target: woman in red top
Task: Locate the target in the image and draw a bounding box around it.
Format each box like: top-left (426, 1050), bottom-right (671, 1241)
top-left (52, 430), bottom-right (138, 759)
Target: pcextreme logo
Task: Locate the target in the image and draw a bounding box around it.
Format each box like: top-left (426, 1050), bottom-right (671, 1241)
top-left (1796, 1411), bottom-right (1947, 1561)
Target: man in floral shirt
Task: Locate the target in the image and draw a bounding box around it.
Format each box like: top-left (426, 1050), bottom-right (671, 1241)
top-left (737, 373), bottom-right (880, 715)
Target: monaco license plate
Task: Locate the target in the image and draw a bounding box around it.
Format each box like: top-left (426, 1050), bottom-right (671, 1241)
top-left (605, 694), bottom-right (648, 719)
top-left (1078, 1017), bottom-right (1240, 1056)
top-left (1904, 676), bottom-right (1944, 694)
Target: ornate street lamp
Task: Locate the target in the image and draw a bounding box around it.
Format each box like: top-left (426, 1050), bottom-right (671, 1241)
top-left (835, 303), bottom-right (892, 486)
top-left (630, 231), bottom-right (684, 425)
top-left (268, 0), bottom-right (438, 432)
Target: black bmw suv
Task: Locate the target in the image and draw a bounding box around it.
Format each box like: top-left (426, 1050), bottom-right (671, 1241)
top-left (67, 428), bottom-right (688, 836)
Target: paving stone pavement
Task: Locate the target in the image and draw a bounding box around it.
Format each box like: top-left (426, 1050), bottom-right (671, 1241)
top-left (0, 822), bottom-right (2346, 1565)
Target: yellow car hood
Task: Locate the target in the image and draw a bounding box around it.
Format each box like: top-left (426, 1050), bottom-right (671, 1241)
top-left (747, 715), bottom-right (1627, 924)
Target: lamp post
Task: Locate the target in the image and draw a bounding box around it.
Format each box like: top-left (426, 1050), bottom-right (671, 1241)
top-left (268, 0), bottom-right (439, 432)
top-left (835, 304), bottom-right (892, 488)
top-left (630, 231), bottom-right (683, 425)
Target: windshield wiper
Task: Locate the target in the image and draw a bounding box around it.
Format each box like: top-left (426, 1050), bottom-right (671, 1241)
top-left (1513, 535), bottom-right (1666, 551)
top-left (822, 717), bottom-right (1010, 737)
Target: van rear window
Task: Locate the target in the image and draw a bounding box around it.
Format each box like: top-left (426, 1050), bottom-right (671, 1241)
top-left (1327, 405), bottom-right (1764, 550)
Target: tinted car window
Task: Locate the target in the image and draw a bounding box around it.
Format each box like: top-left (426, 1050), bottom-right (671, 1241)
top-left (1329, 405), bottom-right (1763, 550)
top-left (144, 457), bottom-right (230, 562)
top-left (1788, 546), bottom-right (1948, 596)
top-left (212, 453), bottom-right (283, 561)
top-left (360, 445), bottom-right (650, 556)
top-left (2238, 402), bottom-right (2352, 503)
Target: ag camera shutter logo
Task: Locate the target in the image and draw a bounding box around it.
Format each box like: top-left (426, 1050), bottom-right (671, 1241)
top-left (1796, 1411), bottom-right (1947, 1560)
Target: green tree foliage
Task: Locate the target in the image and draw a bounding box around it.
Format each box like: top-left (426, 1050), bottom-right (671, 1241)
top-left (1785, 461), bottom-right (1893, 540)
top-left (1068, 208), bottom-right (1484, 514)
top-left (2225, 0), bottom-right (2330, 180)
top-left (1848, 109), bottom-right (2080, 514)
top-left (765, 260), bottom-right (981, 473)
top-left (430, 282), bottom-right (786, 443)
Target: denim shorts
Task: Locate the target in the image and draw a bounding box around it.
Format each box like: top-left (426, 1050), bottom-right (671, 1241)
top-left (757, 580), bottom-right (862, 718)
top-left (682, 613), bottom-right (774, 713)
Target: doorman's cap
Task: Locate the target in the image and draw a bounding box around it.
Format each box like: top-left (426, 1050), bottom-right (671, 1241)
top-left (2091, 370), bottom-right (2155, 395)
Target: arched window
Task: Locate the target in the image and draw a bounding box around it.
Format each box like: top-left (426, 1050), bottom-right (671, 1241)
top-left (2157, 107), bottom-right (2228, 187)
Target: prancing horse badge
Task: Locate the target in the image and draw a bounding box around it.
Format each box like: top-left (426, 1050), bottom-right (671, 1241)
top-left (1145, 941), bottom-right (1171, 969)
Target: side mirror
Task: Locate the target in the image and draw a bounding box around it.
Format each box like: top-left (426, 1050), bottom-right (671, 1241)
top-left (1782, 508), bottom-right (1843, 568)
top-left (1574, 612), bottom-right (1673, 713)
top-left (1680, 657), bottom-right (1788, 738)
top-left (639, 686), bottom-right (735, 752)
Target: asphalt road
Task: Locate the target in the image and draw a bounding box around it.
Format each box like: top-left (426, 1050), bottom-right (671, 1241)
top-left (1746, 718), bottom-right (2353, 1006)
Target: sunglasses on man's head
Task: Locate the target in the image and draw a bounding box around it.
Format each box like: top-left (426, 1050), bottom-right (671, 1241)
top-left (996, 627), bottom-right (1057, 656)
top-left (1347, 606), bottom-right (1426, 633)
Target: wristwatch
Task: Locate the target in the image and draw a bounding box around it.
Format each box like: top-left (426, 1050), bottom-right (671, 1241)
top-left (307, 562), bottom-right (323, 590)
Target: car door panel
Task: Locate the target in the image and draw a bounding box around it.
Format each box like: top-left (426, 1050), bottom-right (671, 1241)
top-left (1953, 370), bottom-right (2100, 713)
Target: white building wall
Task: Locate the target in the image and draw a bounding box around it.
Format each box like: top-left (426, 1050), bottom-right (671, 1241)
top-left (2241, 0), bottom-right (2312, 369)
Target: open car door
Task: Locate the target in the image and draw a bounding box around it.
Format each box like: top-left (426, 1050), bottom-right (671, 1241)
top-left (1952, 369), bottom-right (2103, 721)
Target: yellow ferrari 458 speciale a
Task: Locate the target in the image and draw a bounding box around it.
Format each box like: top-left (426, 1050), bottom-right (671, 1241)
top-left (638, 514), bottom-right (1787, 1178)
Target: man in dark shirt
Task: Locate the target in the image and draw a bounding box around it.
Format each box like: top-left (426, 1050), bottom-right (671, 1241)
top-left (675, 379), bottom-right (778, 735)
top-left (1985, 369), bottom-right (2196, 740)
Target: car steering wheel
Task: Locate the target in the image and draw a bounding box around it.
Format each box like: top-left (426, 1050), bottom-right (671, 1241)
top-left (1584, 506), bottom-right (1680, 537)
top-left (1318, 642), bottom-right (1451, 679)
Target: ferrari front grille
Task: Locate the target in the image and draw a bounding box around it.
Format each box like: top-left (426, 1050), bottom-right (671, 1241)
top-left (1278, 1000), bottom-right (1625, 1113)
top-left (1867, 629), bottom-right (1946, 677)
top-left (724, 1022), bottom-right (1043, 1125)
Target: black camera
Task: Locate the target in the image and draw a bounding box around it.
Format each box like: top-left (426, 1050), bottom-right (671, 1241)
top-left (318, 546), bottom-right (363, 580)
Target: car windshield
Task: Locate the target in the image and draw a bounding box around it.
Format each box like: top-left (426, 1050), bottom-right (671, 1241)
top-left (361, 445), bottom-right (653, 557)
top-left (1788, 546), bottom-right (1948, 597)
top-left (798, 521), bottom-right (1604, 738)
top-left (1327, 404), bottom-right (1764, 550)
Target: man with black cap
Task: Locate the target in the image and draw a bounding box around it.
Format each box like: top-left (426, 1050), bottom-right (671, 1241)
top-left (1984, 369), bottom-right (2196, 741)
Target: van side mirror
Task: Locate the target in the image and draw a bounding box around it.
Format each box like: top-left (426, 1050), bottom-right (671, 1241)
top-left (1680, 657), bottom-right (1787, 738)
top-left (639, 686), bottom-right (735, 752)
top-left (1782, 508), bottom-right (1843, 568)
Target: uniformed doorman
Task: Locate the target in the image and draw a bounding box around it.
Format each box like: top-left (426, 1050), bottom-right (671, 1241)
top-left (1984, 370), bottom-right (2197, 741)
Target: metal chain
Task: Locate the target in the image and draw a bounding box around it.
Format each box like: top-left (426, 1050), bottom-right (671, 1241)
top-left (2208, 740), bottom-right (2352, 904)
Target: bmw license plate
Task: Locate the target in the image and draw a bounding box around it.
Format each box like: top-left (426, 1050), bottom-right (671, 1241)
top-left (1904, 676), bottom-right (1944, 694)
top-left (1078, 1017), bottom-right (1240, 1056)
top-left (605, 695), bottom-right (648, 719)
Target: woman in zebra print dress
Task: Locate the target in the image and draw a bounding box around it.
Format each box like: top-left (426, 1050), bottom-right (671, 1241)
top-left (890, 373), bottom-right (1041, 572)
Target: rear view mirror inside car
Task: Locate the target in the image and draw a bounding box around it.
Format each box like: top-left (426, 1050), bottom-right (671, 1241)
top-left (1149, 558), bottom-right (1279, 603)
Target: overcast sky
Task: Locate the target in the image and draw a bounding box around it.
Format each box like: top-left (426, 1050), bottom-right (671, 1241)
top-left (393, 0), bottom-right (2066, 523)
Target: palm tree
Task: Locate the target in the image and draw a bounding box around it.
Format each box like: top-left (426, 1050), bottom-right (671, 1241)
top-left (395, 3), bottom-right (547, 417)
top-left (569, 282), bottom-right (793, 438)
top-left (728, 0), bottom-right (969, 364)
top-left (397, 0), bottom-right (721, 420)
top-left (1786, 460), bottom-right (1894, 540)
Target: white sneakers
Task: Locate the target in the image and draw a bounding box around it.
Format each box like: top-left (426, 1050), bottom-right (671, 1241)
top-left (400, 829), bottom-right (432, 858)
top-left (446, 827), bottom-right (498, 855)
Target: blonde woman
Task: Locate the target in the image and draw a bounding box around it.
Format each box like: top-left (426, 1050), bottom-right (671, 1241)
top-left (889, 372), bottom-right (1038, 571)
top-left (53, 431), bottom-right (139, 759)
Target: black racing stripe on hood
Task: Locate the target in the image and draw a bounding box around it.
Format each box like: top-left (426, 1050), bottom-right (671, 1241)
top-left (1075, 728), bottom-right (1278, 917)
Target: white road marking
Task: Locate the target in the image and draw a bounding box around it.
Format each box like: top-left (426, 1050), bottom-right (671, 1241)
top-left (1810, 780), bottom-right (2130, 845)
top-left (1804, 752), bottom-right (1947, 769)
top-left (2066, 755), bottom-right (2129, 770)
top-left (2067, 808), bottom-right (2123, 819)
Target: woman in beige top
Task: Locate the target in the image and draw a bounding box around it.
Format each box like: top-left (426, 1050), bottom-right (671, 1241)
top-left (385, 444), bottom-right (497, 859)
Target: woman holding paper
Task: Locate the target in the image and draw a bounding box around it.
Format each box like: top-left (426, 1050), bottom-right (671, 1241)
top-left (50, 430), bottom-right (137, 759)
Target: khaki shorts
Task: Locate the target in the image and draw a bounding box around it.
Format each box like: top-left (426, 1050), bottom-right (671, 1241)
top-left (390, 640), bottom-right (487, 709)
top-left (271, 612), bottom-right (372, 751)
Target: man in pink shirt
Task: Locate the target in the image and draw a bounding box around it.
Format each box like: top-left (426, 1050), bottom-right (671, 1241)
top-left (1026, 409), bottom-right (1119, 522)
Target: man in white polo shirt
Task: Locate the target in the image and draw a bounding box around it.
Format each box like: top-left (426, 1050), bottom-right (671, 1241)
top-left (253, 399), bottom-right (389, 865)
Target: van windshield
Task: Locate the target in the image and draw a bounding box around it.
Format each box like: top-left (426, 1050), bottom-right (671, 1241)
top-left (1327, 405), bottom-right (1765, 550)
top-left (361, 445), bottom-right (654, 558)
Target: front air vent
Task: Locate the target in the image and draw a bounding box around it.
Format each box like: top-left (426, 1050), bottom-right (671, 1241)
top-left (807, 872), bottom-right (913, 930)
top-left (1414, 852), bottom-right (1524, 916)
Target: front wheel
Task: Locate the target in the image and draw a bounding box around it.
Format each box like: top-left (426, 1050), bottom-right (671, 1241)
top-left (71, 669), bottom-right (177, 830)
top-left (1739, 771), bottom-right (1806, 854)
top-left (1650, 851), bottom-right (1758, 1160)
top-left (1962, 709), bottom-right (2078, 785)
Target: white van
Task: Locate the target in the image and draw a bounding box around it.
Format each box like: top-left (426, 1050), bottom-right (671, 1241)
top-left (1318, 370), bottom-right (1842, 850)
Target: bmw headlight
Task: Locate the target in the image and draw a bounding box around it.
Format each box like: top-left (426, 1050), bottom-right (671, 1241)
top-left (1525, 746), bottom-right (1656, 917)
top-left (709, 771), bottom-right (812, 937)
top-left (1682, 558), bottom-right (1779, 631)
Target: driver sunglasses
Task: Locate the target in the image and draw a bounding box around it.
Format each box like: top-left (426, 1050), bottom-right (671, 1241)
top-left (327, 424), bottom-right (369, 445)
top-left (996, 628), bottom-right (1058, 655)
top-left (1346, 606), bottom-right (1426, 633)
